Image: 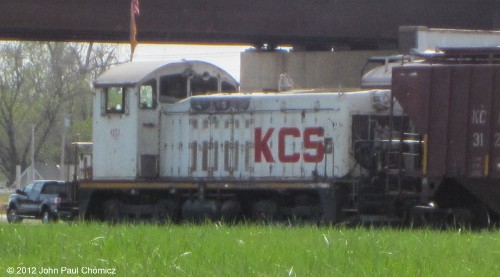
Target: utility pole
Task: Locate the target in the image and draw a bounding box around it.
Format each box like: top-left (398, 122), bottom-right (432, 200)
top-left (60, 114), bottom-right (70, 180)
top-left (31, 124), bottom-right (35, 183)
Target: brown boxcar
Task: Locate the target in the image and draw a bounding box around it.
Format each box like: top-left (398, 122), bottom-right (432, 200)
top-left (392, 63), bottom-right (500, 226)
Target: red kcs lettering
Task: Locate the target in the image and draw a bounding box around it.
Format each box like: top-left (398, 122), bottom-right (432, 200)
top-left (279, 128), bottom-right (301, 162)
top-left (255, 127), bottom-right (275, 162)
top-left (254, 127), bottom-right (325, 163)
top-left (303, 127), bottom-right (324, 162)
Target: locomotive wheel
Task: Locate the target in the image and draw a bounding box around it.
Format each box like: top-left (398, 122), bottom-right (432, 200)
top-left (102, 199), bottom-right (122, 223)
top-left (252, 200), bottom-right (278, 223)
top-left (221, 199), bottom-right (241, 223)
top-left (468, 203), bottom-right (491, 229)
top-left (156, 200), bottom-right (179, 223)
top-left (445, 204), bottom-right (491, 230)
top-left (295, 194), bottom-right (313, 206)
top-left (445, 208), bottom-right (471, 230)
top-left (408, 206), bottom-right (431, 228)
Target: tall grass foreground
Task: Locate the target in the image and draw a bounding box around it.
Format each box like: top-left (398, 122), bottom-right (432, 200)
top-left (0, 223), bottom-right (499, 276)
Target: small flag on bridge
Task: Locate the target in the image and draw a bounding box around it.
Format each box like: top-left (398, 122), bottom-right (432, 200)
top-left (131, 0), bottom-right (140, 16)
top-left (130, 0), bottom-right (140, 61)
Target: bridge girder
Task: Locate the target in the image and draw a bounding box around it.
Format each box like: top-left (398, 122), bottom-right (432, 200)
top-left (1, 0), bottom-right (498, 49)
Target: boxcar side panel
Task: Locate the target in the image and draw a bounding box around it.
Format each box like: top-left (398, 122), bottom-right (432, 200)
top-left (488, 68), bottom-right (500, 178)
top-left (427, 67), bottom-right (451, 178)
top-left (446, 67), bottom-right (471, 177)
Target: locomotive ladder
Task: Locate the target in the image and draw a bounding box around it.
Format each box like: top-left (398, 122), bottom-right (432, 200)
top-left (384, 132), bottom-right (423, 194)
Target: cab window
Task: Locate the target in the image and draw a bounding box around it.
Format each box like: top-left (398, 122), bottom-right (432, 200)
top-left (159, 75), bottom-right (187, 103)
top-left (41, 182), bottom-right (59, 194)
top-left (103, 87), bottom-right (126, 114)
top-left (139, 80), bottom-right (157, 110)
top-left (190, 74), bottom-right (218, 96)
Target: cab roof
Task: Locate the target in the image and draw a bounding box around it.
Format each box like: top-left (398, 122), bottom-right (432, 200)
top-left (94, 60), bottom-right (238, 87)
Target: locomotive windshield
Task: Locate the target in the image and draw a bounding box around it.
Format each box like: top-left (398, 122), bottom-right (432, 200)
top-left (159, 73), bottom-right (237, 103)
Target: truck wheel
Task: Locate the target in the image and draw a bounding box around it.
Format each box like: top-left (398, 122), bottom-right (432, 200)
top-left (7, 207), bottom-right (22, 223)
top-left (42, 209), bottom-right (55, 224)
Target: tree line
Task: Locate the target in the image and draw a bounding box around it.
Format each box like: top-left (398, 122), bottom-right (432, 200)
top-left (0, 42), bottom-right (123, 185)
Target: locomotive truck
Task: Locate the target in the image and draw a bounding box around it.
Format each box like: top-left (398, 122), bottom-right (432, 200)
top-left (76, 49), bottom-right (500, 228)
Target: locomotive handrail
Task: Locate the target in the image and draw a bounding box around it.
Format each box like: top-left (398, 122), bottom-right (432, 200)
top-left (162, 107), bottom-right (342, 115)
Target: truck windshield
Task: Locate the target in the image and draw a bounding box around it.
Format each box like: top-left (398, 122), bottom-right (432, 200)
top-left (23, 183), bottom-right (34, 193)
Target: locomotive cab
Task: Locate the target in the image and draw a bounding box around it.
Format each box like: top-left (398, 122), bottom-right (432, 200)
top-left (92, 61), bottom-right (238, 180)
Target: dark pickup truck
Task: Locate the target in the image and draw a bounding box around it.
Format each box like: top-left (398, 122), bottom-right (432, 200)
top-left (6, 180), bottom-right (79, 223)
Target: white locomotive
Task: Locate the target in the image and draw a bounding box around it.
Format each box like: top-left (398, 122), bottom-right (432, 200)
top-left (79, 60), bottom-right (413, 223)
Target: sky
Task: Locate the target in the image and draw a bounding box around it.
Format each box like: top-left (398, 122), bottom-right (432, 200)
top-left (131, 44), bottom-right (251, 81)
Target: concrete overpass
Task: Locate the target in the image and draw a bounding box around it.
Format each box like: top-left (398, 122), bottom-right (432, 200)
top-left (1, 0), bottom-right (499, 49)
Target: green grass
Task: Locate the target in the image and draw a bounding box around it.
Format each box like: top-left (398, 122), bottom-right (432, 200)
top-left (0, 223), bottom-right (499, 276)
